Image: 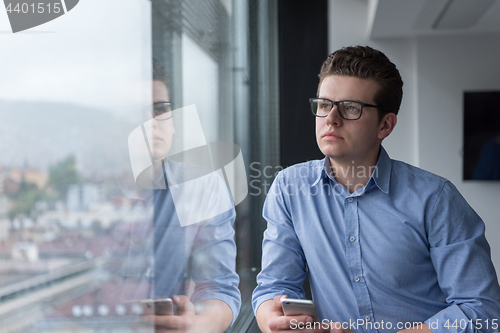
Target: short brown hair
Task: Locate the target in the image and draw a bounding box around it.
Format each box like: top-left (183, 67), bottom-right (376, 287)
top-left (153, 58), bottom-right (171, 94)
top-left (318, 46), bottom-right (403, 117)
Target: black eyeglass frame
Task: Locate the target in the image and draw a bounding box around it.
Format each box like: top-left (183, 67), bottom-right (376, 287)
top-left (153, 101), bottom-right (173, 121)
top-left (309, 97), bottom-right (387, 120)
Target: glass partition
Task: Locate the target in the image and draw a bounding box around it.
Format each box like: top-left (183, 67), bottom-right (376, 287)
top-left (0, 0), bottom-right (279, 331)
top-left (152, 0), bottom-right (280, 316)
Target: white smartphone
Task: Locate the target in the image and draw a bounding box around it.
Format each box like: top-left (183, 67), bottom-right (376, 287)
top-left (139, 298), bottom-right (174, 315)
top-left (281, 298), bottom-right (320, 322)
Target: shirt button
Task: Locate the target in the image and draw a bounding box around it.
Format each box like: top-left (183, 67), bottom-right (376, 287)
top-left (354, 276), bottom-right (360, 282)
top-left (349, 236), bottom-right (356, 242)
top-left (365, 316), bottom-right (371, 322)
top-left (347, 198), bottom-right (353, 203)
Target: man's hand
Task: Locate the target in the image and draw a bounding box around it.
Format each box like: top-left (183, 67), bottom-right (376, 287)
top-left (144, 296), bottom-right (232, 333)
top-left (256, 295), bottom-right (329, 333)
top-left (145, 295), bottom-right (194, 333)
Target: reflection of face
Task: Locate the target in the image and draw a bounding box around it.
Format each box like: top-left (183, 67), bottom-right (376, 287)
top-left (316, 75), bottom-right (382, 165)
top-left (152, 80), bottom-right (175, 161)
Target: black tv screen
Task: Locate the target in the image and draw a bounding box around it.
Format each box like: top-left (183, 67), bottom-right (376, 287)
top-left (463, 91), bottom-right (500, 180)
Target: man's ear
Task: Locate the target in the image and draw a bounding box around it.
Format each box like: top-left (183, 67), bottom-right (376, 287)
top-left (377, 113), bottom-right (397, 140)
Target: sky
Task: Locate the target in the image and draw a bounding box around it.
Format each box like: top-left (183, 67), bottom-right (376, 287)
top-left (0, 0), bottom-right (152, 118)
top-left (0, 0), bottom-right (153, 171)
top-left (0, 0), bottom-right (229, 173)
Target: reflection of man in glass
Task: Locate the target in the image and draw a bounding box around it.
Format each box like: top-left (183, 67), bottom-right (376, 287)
top-left (128, 59), bottom-right (240, 332)
top-left (150, 77), bottom-right (175, 162)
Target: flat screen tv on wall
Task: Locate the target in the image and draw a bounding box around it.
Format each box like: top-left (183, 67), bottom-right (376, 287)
top-left (463, 91), bottom-right (500, 180)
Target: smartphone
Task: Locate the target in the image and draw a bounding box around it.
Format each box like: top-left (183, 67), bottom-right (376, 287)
top-left (281, 298), bottom-right (320, 322)
top-left (139, 298), bottom-right (174, 315)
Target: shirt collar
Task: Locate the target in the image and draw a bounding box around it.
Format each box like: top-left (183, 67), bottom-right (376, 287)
top-left (311, 158), bottom-right (331, 187)
top-left (153, 158), bottom-right (175, 189)
top-left (372, 146), bottom-right (391, 194)
top-left (312, 146), bottom-right (392, 194)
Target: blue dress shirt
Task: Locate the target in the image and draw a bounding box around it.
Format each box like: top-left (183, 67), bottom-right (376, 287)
top-left (123, 159), bottom-right (241, 324)
top-left (252, 147), bottom-right (500, 333)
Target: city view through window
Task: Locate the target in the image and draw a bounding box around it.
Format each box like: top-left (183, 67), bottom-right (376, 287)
top-left (0, 0), bottom-right (279, 331)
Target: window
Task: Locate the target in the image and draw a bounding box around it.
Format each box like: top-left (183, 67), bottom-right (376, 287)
top-left (0, 0), bottom-right (279, 331)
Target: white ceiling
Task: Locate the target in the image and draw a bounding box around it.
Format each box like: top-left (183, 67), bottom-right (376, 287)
top-left (368, 0), bottom-right (500, 38)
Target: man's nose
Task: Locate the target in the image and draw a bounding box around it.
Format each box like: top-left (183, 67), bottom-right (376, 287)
top-left (326, 104), bottom-right (342, 126)
top-left (151, 117), bottom-right (159, 129)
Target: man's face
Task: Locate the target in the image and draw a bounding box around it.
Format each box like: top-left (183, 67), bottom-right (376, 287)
top-left (151, 80), bottom-right (175, 161)
top-left (316, 75), bottom-right (384, 166)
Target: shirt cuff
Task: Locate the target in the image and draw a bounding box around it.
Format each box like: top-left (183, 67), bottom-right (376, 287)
top-left (192, 293), bottom-right (241, 327)
top-left (252, 290), bottom-right (305, 316)
top-left (252, 294), bottom-right (277, 317)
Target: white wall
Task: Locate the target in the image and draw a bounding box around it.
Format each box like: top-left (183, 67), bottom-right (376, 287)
top-left (328, 0), bottom-right (500, 271)
top-left (417, 34), bottom-right (500, 270)
top-left (328, 0), bottom-right (419, 166)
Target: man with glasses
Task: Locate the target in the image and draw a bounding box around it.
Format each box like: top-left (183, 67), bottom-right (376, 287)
top-left (252, 46), bottom-right (500, 333)
top-left (123, 59), bottom-right (240, 332)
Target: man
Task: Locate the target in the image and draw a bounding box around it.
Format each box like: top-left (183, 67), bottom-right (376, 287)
top-left (124, 59), bottom-right (240, 332)
top-left (252, 46), bottom-right (500, 333)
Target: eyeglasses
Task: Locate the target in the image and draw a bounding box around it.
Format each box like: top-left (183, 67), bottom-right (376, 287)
top-left (309, 98), bottom-right (385, 120)
top-left (152, 102), bottom-right (173, 120)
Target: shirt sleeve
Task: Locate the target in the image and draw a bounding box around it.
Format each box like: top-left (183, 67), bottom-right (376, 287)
top-left (188, 172), bottom-right (241, 326)
top-left (425, 181), bottom-right (500, 333)
top-left (252, 172), bottom-right (308, 315)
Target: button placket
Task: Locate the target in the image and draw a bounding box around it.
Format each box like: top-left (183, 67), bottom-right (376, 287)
top-left (344, 196), bottom-right (376, 331)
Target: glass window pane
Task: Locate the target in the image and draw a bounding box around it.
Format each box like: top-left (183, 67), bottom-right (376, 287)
top-left (0, 0), bottom-right (279, 331)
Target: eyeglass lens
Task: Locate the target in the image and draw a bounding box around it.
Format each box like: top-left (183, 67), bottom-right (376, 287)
top-left (311, 99), bottom-right (362, 119)
top-left (153, 102), bottom-right (173, 120)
